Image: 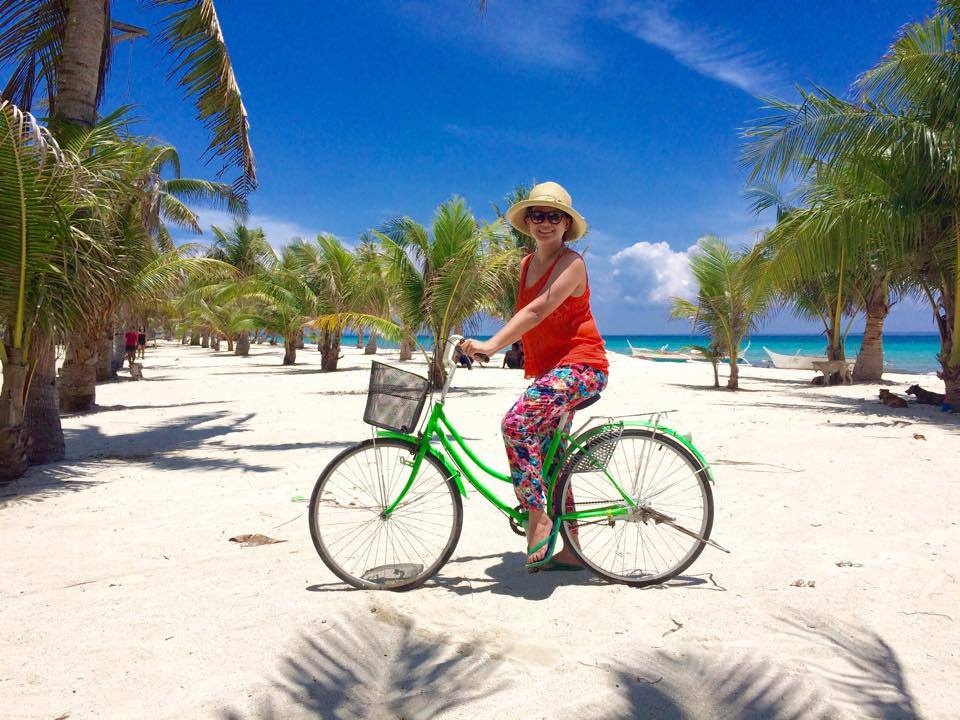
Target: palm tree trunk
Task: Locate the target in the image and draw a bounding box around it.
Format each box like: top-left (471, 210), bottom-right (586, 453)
top-left (399, 328), bottom-right (414, 362)
top-left (226, 335), bottom-right (234, 352)
top-left (235, 331), bottom-right (250, 356)
top-left (356, 330), bottom-right (364, 349)
top-left (190, 329), bottom-right (201, 346)
top-left (320, 330), bottom-right (341, 371)
top-left (429, 354), bottom-right (446, 389)
top-left (25, 335), bottom-right (65, 464)
top-left (211, 334), bottom-right (221, 351)
top-left (201, 330), bottom-right (210, 348)
top-left (711, 359), bottom-right (719, 389)
top-left (283, 339), bottom-right (297, 365)
top-left (853, 278), bottom-right (889, 381)
top-left (95, 326), bottom-right (117, 381)
top-left (364, 331), bottom-right (378, 355)
top-left (725, 356), bottom-right (739, 389)
top-left (0, 345), bottom-right (30, 482)
top-left (54, 0), bottom-right (107, 129)
top-left (59, 330), bottom-right (98, 412)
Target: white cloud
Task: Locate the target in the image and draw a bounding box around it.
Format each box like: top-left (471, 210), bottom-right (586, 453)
top-left (608, 240), bottom-right (697, 305)
top-left (392, 1), bottom-right (593, 70)
top-left (173, 209), bottom-right (331, 250)
top-left (599, 0), bottom-right (783, 96)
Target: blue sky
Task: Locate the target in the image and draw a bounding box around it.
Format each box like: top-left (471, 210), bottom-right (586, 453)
top-left (103, 0), bottom-right (939, 334)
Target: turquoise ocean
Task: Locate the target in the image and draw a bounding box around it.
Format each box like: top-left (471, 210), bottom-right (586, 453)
top-left (335, 332), bottom-right (942, 375)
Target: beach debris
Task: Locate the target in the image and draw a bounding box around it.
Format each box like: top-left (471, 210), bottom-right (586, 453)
top-left (835, 561), bottom-right (863, 568)
top-left (913, 433), bottom-right (927, 441)
top-left (898, 611), bottom-right (953, 621)
top-left (228, 534), bottom-right (286, 547)
top-left (661, 618), bottom-right (684, 637)
top-left (790, 579), bottom-right (816, 588)
top-left (291, 494), bottom-right (307, 502)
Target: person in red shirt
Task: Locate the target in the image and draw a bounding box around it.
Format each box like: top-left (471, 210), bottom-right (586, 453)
top-left (124, 328), bottom-right (139, 368)
top-left (462, 182), bottom-right (608, 572)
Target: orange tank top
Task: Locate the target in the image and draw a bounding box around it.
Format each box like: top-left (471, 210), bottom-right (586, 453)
top-left (516, 250), bottom-right (609, 379)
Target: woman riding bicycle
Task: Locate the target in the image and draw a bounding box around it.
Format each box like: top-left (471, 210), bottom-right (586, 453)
top-left (461, 181), bottom-right (608, 572)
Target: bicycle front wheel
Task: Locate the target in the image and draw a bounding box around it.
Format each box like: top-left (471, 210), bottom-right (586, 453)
top-left (554, 427), bottom-right (713, 587)
top-left (309, 438), bottom-right (463, 591)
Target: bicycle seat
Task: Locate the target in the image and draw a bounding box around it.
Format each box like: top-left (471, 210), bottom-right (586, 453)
top-left (572, 394), bottom-right (601, 411)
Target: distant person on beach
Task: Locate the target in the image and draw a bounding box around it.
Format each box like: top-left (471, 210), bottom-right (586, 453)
top-left (461, 182), bottom-right (608, 572)
top-left (137, 327), bottom-right (147, 359)
top-left (124, 328), bottom-right (139, 368)
top-left (502, 341), bottom-right (524, 369)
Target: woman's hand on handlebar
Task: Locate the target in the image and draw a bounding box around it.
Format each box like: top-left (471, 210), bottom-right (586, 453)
top-left (460, 338), bottom-right (493, 364)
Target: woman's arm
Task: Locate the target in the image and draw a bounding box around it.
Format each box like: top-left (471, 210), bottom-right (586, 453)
top-left (462, 254), bottom-right (586, 360)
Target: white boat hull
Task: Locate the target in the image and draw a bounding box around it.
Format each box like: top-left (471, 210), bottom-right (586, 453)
top-left (763, 347), bottom-right (828, 370)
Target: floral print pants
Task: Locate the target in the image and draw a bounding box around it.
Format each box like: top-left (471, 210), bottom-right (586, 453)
top-left (501, 364), bottom-right (608, 511)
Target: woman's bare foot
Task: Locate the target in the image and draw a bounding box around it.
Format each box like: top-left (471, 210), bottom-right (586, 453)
top-left (526, 509), bottom-right (553, 563)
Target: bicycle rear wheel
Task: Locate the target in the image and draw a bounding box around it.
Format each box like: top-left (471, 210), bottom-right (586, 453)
top-left (309, 438), bottom-right (463, 591)
top-left (554, 427), bottom-right (713, 587)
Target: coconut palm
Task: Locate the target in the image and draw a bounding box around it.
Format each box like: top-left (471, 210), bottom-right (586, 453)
top-left (0, 0), bottom-right (255, 195)
top-left (670, 235), bottom-right (775, 390)
top-left (375, 198), bottom-right (515, 387)
top-left (1, 0), bottom-right (256, 469)
top-left (741, 2), bottom-right (960, 406)
top-left (54, 117), bottom-right (245, 411)
top-left (0, 102), bottom-right (109, 478)
top-left (489, 184), bottom-right (532, 321)
top-left (286, 235), bottom-right (368, 371)
top-left (206, 223), bottom-right (275, 355)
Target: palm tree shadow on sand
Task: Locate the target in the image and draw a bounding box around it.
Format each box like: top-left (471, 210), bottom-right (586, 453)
top-left (216, 606), bottom-right (919, 719)
top-left (218, 612), bottom-right (509, 719)
top-left (583, 611), bottom-right (919, 719)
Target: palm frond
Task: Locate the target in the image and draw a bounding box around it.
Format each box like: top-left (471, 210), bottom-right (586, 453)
top-left (150, 0), bottom-right (256, 197)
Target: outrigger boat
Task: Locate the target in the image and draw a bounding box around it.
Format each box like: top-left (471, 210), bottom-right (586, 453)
top-left (763, 346), bottom-right (828, 370)
top-left (626, 340), bottom-right (691, 363)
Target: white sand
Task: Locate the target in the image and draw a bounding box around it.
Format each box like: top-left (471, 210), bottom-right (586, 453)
top-left (1, 341), bottom-right (957, 719)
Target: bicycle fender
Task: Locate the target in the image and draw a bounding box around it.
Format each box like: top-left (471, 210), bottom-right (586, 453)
top-left (620, 420), bottom-right (715, 483)
top-left (572, 422), bottom-right (715, 484)
top-left (374, 430), bottom-right (468, 497)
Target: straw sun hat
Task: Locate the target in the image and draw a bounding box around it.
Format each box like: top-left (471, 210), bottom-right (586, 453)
top-left (505, 181), bottom-right (588, 242)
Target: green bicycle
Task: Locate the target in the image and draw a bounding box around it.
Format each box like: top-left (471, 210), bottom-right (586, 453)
top-left (309, 335), bottom-right (724, 591)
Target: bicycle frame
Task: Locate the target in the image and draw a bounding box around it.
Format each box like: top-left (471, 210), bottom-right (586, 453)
top-left (375, 334), bottom-right (715, 533)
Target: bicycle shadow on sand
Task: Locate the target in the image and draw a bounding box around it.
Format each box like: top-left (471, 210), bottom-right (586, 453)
top-left (218, 611), bottom-right (510, 719)
top-left (305, 552), bottom-right (724, 601)
top-left (437, 552), bottom-right (725, 600)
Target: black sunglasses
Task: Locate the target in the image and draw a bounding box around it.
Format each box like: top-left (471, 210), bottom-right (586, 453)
top-left (525, 210), bottom-right (569, 225)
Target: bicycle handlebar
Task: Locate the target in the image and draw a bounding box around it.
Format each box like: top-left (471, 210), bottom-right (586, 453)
top-left (443, 335), bottom-right (489, 367)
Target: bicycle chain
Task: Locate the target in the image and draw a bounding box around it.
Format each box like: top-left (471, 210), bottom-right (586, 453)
top-left (506, 499), bottom-right (624, 536)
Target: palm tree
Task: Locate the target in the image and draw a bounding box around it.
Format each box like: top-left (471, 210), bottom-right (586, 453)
top-left (376, 198), bottom-right (514, 387)
top-left (490, 184), bottom-right (532, 321)
top-left (0, 102), bottom-right (108, 478)
top-left (286, 235), bottom-right (366, 371)
top-left (1, 0), bottom-right (256, 468)
top-left (741, 2), bottom-right (960, 406)
top-left (240, 246), bottom-right (323, 365)
top-left (670, 235), bottom-right (775, 390)
top-left (206, 223), bottom-right (275, 355)
top-left (54, 116), bottom-right (244, 411)
top-left (0, 1), bottom-right (255, 195)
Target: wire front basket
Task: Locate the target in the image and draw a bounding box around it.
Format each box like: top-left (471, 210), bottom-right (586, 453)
top-left (364, 361), bottom-right (430, 434)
